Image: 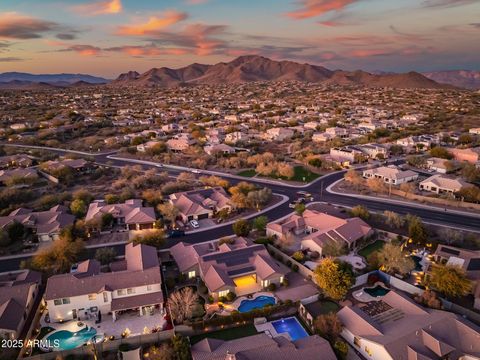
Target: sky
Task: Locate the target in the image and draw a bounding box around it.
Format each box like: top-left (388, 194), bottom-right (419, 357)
top-left (0, 0), bottom-right (479, 77)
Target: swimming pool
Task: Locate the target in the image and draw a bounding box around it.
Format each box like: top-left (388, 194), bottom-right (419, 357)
top-left (271, 317), bottom-right (308, 341)
top-left (238, 295), bottom-right (275, 313)
top-left (364, 285), bottom-right (390, 297)
top-left (45, 326), bottom-right (97, 351)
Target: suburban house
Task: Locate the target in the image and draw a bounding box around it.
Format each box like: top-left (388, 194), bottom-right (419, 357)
top-left (0, 154), bottom-right (33, 169)
top-left (312, 132), bottom-right (334, 143)
top-left (166, 133), bottom-right (196, 152)
top-left (431, 245), bottom-right (480, 310)
top-left (41, 158), bottom-right (93, 174)
top-left (0, 167), bottom-right (38, 185)
top-left (264, 127), bottom-right (294, 141)
top-left (136, 140), bottom-right (162, 153)
top-left (0, 270), bottom-right (42, 339)
top-left (330, 146), bottom-right (365, 164)
top-left (85, 199), bottom-right (156, 231)
top-left (267, 209), bottom-right (373, 254)
top-left (191, 333), bottom-right (336, 360)
top-left (225, 131), bottom-right (249, 144)
top-left (0, 205), bottom-right (75, 242)
top-left (357, 144), bottom-right (389, 159)
top-left (338, 290), bottom-right (480, 360)
top-left (169, 187), bottom-right (233, 223)
top-left (325, 127), bottom-right (349, 138)
top-left (204, 143), bottom-right (235, 156)
top-left (449, 147), bottom-right (480, 164)
top-left (470, 128), bottom-right (480, 135)
top-left (170, 237), bottom-right (289, 299)
top-left (362, 165), bottom-right (418, 185)
top-left (45, 243), bottom-right (163, 323)
top-left (419, 174), bottom-right (469, 195)
top-left (426, 157), bottom-right (459, 174)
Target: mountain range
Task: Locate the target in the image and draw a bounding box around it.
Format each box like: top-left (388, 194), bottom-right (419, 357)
top-left (0, 57), bottom-right (478, 90)
top-left (421, 70), bottom-right (480, 89)
top-left (111, 55), bottom-right (450, 89)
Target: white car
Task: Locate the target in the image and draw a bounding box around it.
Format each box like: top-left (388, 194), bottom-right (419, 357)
top-left (190, 220), bottom-right (200, 228)
top-left (191, 169), bottom-right (201, 174)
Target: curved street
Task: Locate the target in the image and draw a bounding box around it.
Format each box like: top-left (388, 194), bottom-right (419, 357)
top-left (1, 144), bottom-right (480, 272)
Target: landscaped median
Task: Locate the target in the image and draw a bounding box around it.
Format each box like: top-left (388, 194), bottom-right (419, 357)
top-left (238, 165), bottom-right (321, 183)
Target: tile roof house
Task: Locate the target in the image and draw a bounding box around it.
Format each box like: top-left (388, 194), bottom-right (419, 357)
top-left (267, 209), bottom-right (373, 255)
top-left (264, 127), bottom-right (294, 141)
top-left (0, 205), bottom-right (75, 242)
top-left (166, 133), bottom-right (196, 152)
top-left (45, 243), bottom-right (163, 323)
top-left (0, 154), bottom-right (33, 169)
top-left (419, 174), bottom-right (469, 195)
top-left (169, 187), bottom-right (233, 223)
top-left (363, 165), bottom-right (418, 185)
top-left (41, 158), bottom-right (92, 173)
top-left (449, 147), bottom-right (480, 164)
top-left (432, 245), bottom-right (480, 311)
top-left (0, 270), bottom-right (42, 339)
top-left (85, 199), bottom-right (156, 231)
top-left (426, 157), bottom-right (460, 174)
top-left (170, 237), bottom-right (289, 299)
top-left (0, 167), bottom-right (38, 185)
top-left (338, 290), bottom-right (480, 360)
top-left (191, 333), bottom-right (337, 360)
top-left (204, 143), bottom-right (235, 156)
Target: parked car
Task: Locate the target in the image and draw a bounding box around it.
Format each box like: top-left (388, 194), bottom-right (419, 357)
top-left (190, 219), bottom-right (200, 228)
top-left (167, 229), bottom-right (185, 238)
top-left (191, 169), bottom-right (201, 174)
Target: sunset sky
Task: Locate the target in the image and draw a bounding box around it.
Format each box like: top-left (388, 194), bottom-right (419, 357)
top-left (0, 0), bottom-right (479, 77)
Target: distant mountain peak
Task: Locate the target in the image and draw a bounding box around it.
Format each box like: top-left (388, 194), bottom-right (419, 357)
top-left (422, 70), bottom-right (480, 89)
top-left (109, 55), bottom-right (452, 89)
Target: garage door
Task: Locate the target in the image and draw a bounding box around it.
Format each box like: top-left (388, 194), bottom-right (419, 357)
top-left (197, 213), bottom-right (209, 220)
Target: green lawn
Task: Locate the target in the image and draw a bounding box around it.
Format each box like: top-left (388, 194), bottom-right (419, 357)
top-left (317, 300), bottom-right (340, 314)
top-left (290, 166), bottom-right (319, 182)
top-left (189, 324), bottom-right (258, 345)
top-left (358, 240), bottom-right (385, 259)
top-left (237, 169), bottom-right (257, 177)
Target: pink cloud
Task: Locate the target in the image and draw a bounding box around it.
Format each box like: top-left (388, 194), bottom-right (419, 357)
top-left (117, 11), bottom-right (188, 36)
top-left (73, 0), bottom-right (122, 16)
top-left (286, 0), bottom-right (358, 19)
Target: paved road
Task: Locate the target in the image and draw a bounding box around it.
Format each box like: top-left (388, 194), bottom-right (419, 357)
top-left (1, 144), bottom-right (479, 272)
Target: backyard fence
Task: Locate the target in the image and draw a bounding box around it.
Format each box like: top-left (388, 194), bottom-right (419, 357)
top-left (266, 244), bottom-right (314, 279)
top-left (20, 329), bottom-right (174, 360)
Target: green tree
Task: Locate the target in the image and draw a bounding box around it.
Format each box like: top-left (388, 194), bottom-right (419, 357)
top-left (295, 203), bottom-right (306, 215)
top-left (130, 229), bottom-right (165, 248)
top-left (383, 211), bottom-right (404, 229)
top-left (232, 219), bottom-right (252, 237)
top-left (7, 221), bottom-right (27, 243)
top-left (407, 215), bottom-right (428, 245)
top-left (29, 236), bottom-right (84, 274)
top-left (70, 198), bottom-right (87, 218)
top-left (101, 213), bottom-right (114, 229)
top-left (350, 205), bottom-right (370, 220)
top-left (171, 334), bottom-right (192, 360)
top-left (429, 147), bottom-right (453, 160)
top-left (252, 215), bottom-right (268, 233)
top-left (377, 243), bottom-right (415, 275)
top-left (428, 264), bottom-right (471, 298)
top-left (104, 193), bottom-right (120, 204)
top-left (0, 229), bottom-right (12, 247)
top-left (157, 203), bottom-right (179, 224)
top-left (94, 247), bottom-right (117, 265)
top-left (314, 258), bottom-right (354, 300)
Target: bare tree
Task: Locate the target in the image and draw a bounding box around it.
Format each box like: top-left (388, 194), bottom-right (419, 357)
top-left (383, 211), bottom-right (404, 229)
top-left (168, 287), bottom-right (199, 324)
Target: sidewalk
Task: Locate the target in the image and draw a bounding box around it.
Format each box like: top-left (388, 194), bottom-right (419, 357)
top-left (326, 178), bottom-right (480, 219)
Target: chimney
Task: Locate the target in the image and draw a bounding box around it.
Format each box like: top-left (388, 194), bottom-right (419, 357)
top-left (225, 350), bottom-right (236, 360)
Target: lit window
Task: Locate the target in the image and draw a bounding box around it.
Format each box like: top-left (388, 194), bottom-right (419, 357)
top-left (188, 271), bottom-right (196, 279)
top-left (218, 290), bottom-right (229, 298)
top-left (88, 294), bottom-right (97, 301)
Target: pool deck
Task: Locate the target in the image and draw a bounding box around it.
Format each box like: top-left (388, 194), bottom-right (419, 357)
top-left (40, 309), bottom-right (167, 339)
top-left (352, 282), bottom-right (390, 303)
top-left (254, 316), bottom-right (305, 341)
top-left (221, 292), bottom-right (275, 314)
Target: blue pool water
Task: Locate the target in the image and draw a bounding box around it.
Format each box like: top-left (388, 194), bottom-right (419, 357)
top-left (46, 326), bottom-right (97, 351)
top-left (272, 317), bottom-right (309, 341)
top-left (365, 285), bottom-right (390, 297)
top-left (238, 295), bottom-right (275, 313)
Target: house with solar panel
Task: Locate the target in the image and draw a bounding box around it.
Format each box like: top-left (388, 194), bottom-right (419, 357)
top-left (430, 244), bottom-right (480, 310)
top-left (170, 237), bottom-right (289, 300)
